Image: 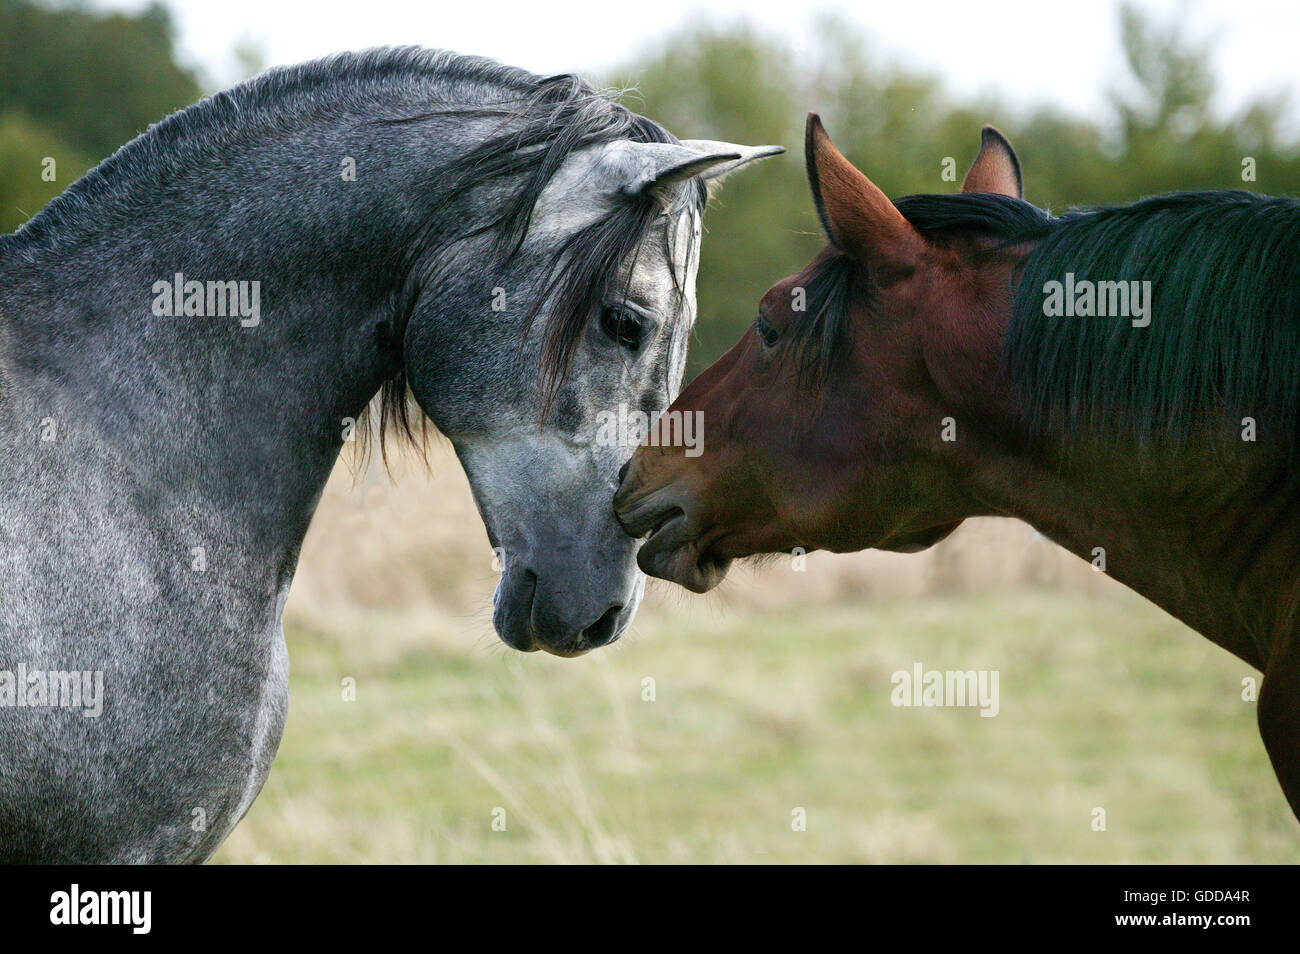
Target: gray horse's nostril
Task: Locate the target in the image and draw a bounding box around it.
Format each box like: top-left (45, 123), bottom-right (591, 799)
top-left (617, 459), bottom-right (631, 484)
top-left (580, 604), bottom-right (623, 649)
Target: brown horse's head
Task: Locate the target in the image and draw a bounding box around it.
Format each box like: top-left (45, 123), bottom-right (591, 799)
top-left (615, 116), bottom-right (1032, 592)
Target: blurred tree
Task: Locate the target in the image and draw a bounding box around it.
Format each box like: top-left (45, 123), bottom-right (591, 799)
top-left (0, 0), bottom-right (200, 231)
top-left (232, 34), bottom-right (269, 82)
top-left (1113, 1), bottom-right (1215, 140)
top-left (0, 109), bottom-right (88, 233)
top-left (0, 0), bottom-right (200, 158)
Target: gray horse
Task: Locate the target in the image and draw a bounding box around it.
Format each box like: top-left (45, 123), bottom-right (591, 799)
top-left (0, 47), bottom-right (778, 863)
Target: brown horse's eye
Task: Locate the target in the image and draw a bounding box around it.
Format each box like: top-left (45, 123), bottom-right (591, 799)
top-left (755, 314), bottom-right (780, 348)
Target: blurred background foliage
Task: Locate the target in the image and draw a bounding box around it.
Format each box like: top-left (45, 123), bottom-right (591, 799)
top-left (0, 0), bottom-right (200, 233)
top-left (1, 0), bottom-right (1296, 371)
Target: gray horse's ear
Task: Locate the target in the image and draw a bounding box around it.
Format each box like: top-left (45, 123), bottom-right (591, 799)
top-left (606, 140), bottom-right (783, 204)
top-left (679, 140), bottom-right (786, 184)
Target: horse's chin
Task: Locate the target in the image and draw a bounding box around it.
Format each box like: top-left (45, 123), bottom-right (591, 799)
top-left (877, 521), bottom-right (964, 554)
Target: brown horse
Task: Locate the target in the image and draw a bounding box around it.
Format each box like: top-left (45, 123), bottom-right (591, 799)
top-left (614, 114), bottom-right (1300, 823)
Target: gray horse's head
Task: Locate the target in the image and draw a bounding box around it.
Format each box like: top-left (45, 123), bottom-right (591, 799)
top-left (395, 82), bottom-right (779, 655)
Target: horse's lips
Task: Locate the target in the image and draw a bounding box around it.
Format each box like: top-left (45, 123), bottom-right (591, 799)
top-left (615, 481), bottom-right (732, 591)
top-left (636, 512), bottom-right (731, 593)
top-left (639, 511), bottom-right (687, 556)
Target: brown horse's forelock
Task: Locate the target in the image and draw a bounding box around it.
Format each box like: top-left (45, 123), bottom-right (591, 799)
top-left (779, 252), bottom-right (864, 392)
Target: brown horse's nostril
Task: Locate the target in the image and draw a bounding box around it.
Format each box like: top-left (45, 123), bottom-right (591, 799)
top-left (617, 459), bottom-right (631, 484)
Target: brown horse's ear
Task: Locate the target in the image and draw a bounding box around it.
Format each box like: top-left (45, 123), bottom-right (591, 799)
top-left (961, 126), bottom-right (1023, 198)
top-left (805, 113), bottom-right (923, 278)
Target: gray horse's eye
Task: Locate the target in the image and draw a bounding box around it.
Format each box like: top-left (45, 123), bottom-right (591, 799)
top-left (599, 306), bottom-right (647, 352)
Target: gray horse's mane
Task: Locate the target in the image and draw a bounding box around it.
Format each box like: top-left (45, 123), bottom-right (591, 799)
top-left (7, 48), bottom-right (524, 253)
top-left (6, 46), bottom-right (705, 457)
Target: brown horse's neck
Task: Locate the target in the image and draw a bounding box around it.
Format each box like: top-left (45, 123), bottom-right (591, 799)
top-left (936, 302), bottom-right (1300, 671)
top-left (968, 445), bottom-right (1298, 669)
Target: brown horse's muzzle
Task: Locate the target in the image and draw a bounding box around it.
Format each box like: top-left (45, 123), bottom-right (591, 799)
top-left (614, 455), bottom-right (732, 593)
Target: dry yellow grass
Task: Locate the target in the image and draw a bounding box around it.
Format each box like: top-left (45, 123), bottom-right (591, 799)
top-left (212, 443), bottom-right (1295, 864)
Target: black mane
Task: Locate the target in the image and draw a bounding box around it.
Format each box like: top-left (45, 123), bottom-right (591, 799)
top-left (1007, 190), bottom-right (1300, 449)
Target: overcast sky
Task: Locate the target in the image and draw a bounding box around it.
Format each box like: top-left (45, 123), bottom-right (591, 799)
top-left (95, 0), bottom-right (1298, 125)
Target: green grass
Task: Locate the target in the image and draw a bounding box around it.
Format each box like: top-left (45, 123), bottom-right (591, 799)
top-left (213, 589), bottom-right (1298, 863)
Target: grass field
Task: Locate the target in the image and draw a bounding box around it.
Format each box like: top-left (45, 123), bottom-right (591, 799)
top-left (213, 586), bottom-right (1297, 863)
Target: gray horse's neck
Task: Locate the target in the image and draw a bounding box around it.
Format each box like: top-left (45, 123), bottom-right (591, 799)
top-left (0, 53), bottom-right (511, 588)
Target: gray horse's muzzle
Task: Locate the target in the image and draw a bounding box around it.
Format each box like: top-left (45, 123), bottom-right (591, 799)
top-left (493, 561), bottom-right (641, 656)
